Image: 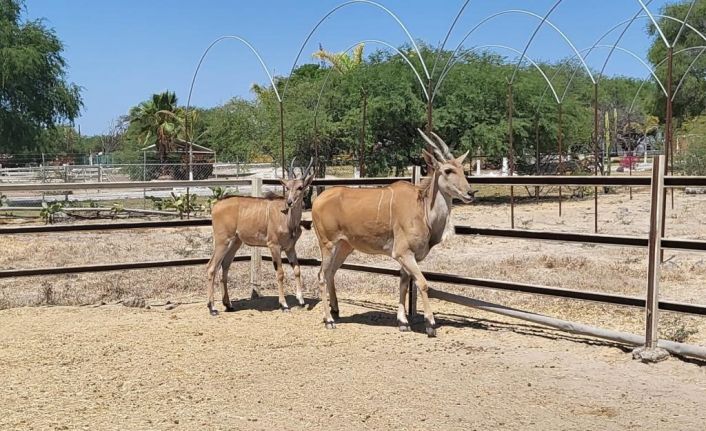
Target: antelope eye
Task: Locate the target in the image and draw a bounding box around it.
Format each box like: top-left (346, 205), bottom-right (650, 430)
top-left (444, 168), bottom-right (453, 175)
top-left (297, 186), bottom-right (303, 191)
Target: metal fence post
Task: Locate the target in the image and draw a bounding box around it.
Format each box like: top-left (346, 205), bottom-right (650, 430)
top-left (634, 155), bottom-right (668, 362)
top-left (408, 166), bottom-right (422, 320)
top-left (250, 177), bottom-right (263, 295)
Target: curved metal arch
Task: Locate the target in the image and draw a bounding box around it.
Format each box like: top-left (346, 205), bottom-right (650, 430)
top-left (509, 0), bottom-right (563, 84)
top-left (673, 0), bottom-right (697, 46)
top-left (637, 0), bottom-right (670, 47)
top-left (436, 44), bottom-right (561, 105)
top-left (434, 8), bottom-right (595, 102)
top-left (281, 0), bottom-right (428, 102)
top-left (627, 45), bottom-right (706, 113)
top-left (594, 44), bottom-right (667, 97)
top-left (186, 35), bottom-right (280, 118)
top-left (431, 0), bottom-right (473, 80)
top-left (312, 39), bottom-right (430, 128)
top-left (561, 11), bottom-right (705, 103)
top-left (672, 46), bottom-right (706, 100)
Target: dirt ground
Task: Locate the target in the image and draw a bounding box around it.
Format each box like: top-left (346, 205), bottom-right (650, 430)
top-left (1, 299), bottom-right (706, 431)
top-left (1, 187), bottom-right (706, 429)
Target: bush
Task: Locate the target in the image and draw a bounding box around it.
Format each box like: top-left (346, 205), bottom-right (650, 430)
top-left (678, 142), bottom-right (706, 176)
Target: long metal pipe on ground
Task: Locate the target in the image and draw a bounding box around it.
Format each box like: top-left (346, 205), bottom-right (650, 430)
top-left (428, 288), bottom-right (706, 361)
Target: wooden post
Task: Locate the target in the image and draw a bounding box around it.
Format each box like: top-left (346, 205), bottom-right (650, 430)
top-left (408, 166), bottom-right (422, 320)
top-left (634, 155), bottom-right (668, 362)
top-left (250, 177), bottom-right (262, 294)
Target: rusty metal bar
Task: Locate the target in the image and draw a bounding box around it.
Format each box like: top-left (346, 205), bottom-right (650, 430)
top-left (279, 100), bottom-right (286, 180)
top-left (0, 219), bottom-right (211, 234)
top-left (593, 82), bottom-right (599, 233)
top-left (663, 47), bottom-right (674, 235)
top-left (466, 176), bottom-right (651, 186)
top-left (359, 89), bottom-right (368, 177)
top-left (0, 257), bottom-right (248, 278)
top-left (508, 81), bottom-right (515, 229)
top-left (0, 178), bottom-right (251, 192)
top-left (558, 102), bottom-right (563, 217)
top-left (409, 166), bottom-right (422, 320)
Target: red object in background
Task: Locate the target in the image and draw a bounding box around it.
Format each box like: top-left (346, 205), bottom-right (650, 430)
top-left (620, 155), bottom-right (638, 169)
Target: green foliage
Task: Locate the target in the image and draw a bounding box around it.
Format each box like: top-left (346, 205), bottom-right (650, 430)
top-left (206, 186), bottom-right (232, 212)
top-left (113, 44), bottom-right (650, 177)
top-left (40, 201), bottom-right (64, 224)
top-left (163, 192), bottom-right (204, 219)
top-left (110, 202), bottom-right (124, 216)
top-left (648, 0), bottom-right (706, 122)
top-left (0, 0), bottom-right (82, 152)
top-left (677, 116), bottom-right (706, 175)
top-left (128, 91), bottom-right (192, 162)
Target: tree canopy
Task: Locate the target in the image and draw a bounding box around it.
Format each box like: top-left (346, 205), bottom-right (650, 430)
top-left (0, 0), bottom-right (82, 152)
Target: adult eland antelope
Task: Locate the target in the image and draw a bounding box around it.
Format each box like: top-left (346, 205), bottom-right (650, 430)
top-left (206, 158), bottom-right (314, 316)
top-left (312, 130), bottom-right (475, 336)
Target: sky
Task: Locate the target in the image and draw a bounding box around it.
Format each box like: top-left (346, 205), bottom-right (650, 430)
top-left (23, 0), bottom-right (675, 135)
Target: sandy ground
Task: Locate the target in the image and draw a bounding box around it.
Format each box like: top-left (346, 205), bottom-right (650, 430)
top-left (1, 299), bottom-right (705, 431)
top-left (1, 187), bottom-right (706, 429)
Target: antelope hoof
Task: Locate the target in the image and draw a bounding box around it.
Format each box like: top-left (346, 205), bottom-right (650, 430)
top-left (425, 324), bottom-right (437, 338)
top-left (398, 323), bottom-right (411, 332)
top-left (209, 309), bottom-right (219, 317)
top-left (324, 320), bottom-right (336, 330)
top-left (281, 306), bottom-right (291, 313)
top-left (224, 306), bottom-right (235, 313)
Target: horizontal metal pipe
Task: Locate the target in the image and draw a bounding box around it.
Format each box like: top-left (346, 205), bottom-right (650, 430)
top-left (0, 219), bottom-right (212, 234)
top-left (263, 177), bottom-right (412, 186)
top-left (428, 288), bottom-right (706, 361)
top-left (0, 256), bottom-right (248, 278)
top-left (3, 220), bottom-right (704, 255)
top-left (2, 175), bottom-right (704, 192)
top-left (665, 176), bottom-right (706, 187)
top-left (468, 176), bottom-right (651, 186)
top-left (262, 256), bottom-right (706, 316)
top-left (0, 178), bottom-right (251, 192)
top-left (456, 226), bottom-right (647, 247)
top-left (0, 207), bottom-right (180, 216)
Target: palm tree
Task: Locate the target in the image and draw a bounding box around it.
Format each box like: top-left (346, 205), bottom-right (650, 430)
top-left (313, 44), bottom-right (368, 175)
top-left (312, 43), bottom-right (364, 74)
top-left (129, 91), bottom-right (186, 162)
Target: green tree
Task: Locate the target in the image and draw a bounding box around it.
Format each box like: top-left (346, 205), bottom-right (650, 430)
top-left (128, 91), bottom-right (187, 162)
top-left (647, 0), bottom-right (706, 121)
top-left (0, 0), bottom-right (82, 152)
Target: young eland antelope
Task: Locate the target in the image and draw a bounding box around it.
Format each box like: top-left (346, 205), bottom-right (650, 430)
top-left (206, 158), bottom-right (314, 315)
top-left (311, 130), bottom-right (475, 336)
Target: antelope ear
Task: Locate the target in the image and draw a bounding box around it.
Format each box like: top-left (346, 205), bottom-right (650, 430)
top-left (455, 150), bottom-right (469, 165)
top-left (422, 149), bottom-right (439, 170)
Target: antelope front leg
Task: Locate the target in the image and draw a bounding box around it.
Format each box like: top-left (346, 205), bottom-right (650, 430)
top-left (318, 246), bottom-right (335, 329)
top-left (285, 249), bottom-right (305, 308)
top-left (397, 268), bottom-right (411, 332)
top-left (269, 245), bottom-right (289, 311)
top-left (396, 253), bottom-right (436, 337)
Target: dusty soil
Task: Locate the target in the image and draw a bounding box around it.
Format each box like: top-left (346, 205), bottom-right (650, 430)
top-left (1, 299), bottom-right (705, 431)
top-left (1, 187), bottom-right (706, 429)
